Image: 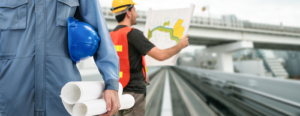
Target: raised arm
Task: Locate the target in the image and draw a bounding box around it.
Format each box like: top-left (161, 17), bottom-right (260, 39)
top-left (147, 34), bottom-right (189, 61)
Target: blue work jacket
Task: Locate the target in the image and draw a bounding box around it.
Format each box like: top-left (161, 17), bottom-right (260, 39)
top-left (0, 0), bottom-right (119, 115)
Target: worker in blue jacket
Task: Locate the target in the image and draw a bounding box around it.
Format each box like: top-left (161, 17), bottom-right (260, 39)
top-left (0, 0), bottom-right (120, 116)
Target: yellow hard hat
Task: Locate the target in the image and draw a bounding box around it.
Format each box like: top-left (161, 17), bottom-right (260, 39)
top-left (111, 0), bottom-right (137, 13)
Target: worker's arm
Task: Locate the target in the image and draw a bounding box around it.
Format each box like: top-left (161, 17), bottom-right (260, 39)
top-left (78, 1), bottom-right (120, 115)
top-left (78, 0), bottom-right (119, 91)
top-left (147, 34), bottom-right (189, 61)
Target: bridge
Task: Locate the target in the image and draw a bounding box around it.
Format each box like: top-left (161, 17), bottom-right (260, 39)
top-left (102, 7), bottom-right (300, 51)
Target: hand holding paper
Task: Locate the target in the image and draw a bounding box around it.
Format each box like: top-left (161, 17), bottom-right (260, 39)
top-left (178, 34), bottom-right (189, 49)
top-left (101, 90), bottom-right (121, 116)
top-left (60, 81), bottom-right (134, 116)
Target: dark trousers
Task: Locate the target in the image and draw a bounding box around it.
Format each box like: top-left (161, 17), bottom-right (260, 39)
top-left (117, 92), bottom-right (146, 116)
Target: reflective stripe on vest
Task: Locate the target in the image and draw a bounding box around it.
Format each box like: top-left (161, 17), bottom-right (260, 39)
top-left (110, 27), bottom-right (147, 88)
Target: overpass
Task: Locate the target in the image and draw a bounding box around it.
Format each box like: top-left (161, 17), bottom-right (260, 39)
top-left (102, 7), bottom-right (300, 51)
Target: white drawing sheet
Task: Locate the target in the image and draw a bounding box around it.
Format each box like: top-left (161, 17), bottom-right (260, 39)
top-left (144, 4), bottom-right (195, 66)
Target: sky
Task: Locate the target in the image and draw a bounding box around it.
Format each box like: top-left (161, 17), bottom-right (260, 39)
top-left (100, 0), bottom-right (300, 27)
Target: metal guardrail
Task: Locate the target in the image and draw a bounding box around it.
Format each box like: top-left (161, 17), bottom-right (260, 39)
top-left (173, 66), bottom-right (300, 116)
top-left (169, 69), bottom-right (217, 116)
top-left (101, 7), bottom-right (300, 34)
top-left (203, 76), bottom-right (295, 116)
top-left (146, 67), bottom-right (217, 116)
top-left (227, 88), bottom-right (293, 116)
top-left (146, 69), bottom-right (166, 116)
top-left (173, 67), bottom-right (257, 116)
top-left (228, 84), bottom-right (300, 109)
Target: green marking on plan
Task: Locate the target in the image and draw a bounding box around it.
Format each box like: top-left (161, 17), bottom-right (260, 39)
top-left (163, 21), bottom-right (170, 27)
top-left (147, 26), bottom-right (180, 43)
top-left (148, 19), bottom-right (185, 44)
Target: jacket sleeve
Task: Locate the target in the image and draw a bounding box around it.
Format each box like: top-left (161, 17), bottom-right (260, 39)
top-left (78, 0), bottom-right (120, 91)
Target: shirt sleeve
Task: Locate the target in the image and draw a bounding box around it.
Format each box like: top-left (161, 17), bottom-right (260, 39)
top-left (78, 0), bottom-right (119, 91)
top-left (128, 29), bottom-right (155, 56)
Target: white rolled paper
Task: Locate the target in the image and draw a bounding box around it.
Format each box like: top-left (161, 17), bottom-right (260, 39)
top-left (61, 82), bottom-right (123, 104)
top-left (72, 94), bottom-right (135, 116)
top-left (61, 81), bottom-right (126, 116)
top-left (118, 83), bottom-right (123, 97)
top-left (119, 94), bottom-right (135, 110)
top-left (61, 81), bottom-right (105, 104)
top-left (61, 98), bottom-right (75, 115)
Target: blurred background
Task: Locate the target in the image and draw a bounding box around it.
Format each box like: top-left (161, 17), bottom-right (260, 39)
top-left (78, 0), bottom-right (300, 116)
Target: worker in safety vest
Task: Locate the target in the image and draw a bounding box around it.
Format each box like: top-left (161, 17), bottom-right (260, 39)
top-left (110, 0), bottom-right (189, 115)
top-left (0, 1), bottom-right (120, 116)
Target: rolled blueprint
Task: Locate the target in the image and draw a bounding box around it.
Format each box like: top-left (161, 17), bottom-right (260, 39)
top-left (61, 81), bottom-right (105, 104)
top-left (73, 94), bottom-right (135, 116)
top-left (61, 98), bottom-right (75, 115)
top-left (118, 82), bottom-right (123, 97)
top-left (61, 82), bottom-right (123, 104)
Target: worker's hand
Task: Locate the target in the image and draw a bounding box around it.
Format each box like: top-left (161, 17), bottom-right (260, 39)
top-left (178, 34), bottom-right (189, 49)
top-left (100, 90), bottom-right (120, 116)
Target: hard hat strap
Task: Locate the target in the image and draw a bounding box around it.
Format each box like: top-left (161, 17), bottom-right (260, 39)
top-left (111, 4), bottom-right (133, 11)
top-left (114, 4), bottom-right (134, 16)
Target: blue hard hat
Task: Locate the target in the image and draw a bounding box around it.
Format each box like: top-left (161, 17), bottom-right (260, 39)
top-left (68, 17), bottom-right (101, 63)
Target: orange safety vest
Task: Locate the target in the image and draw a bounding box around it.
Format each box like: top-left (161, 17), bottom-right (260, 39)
top-left (110, 27), bottom-right (147, 88)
